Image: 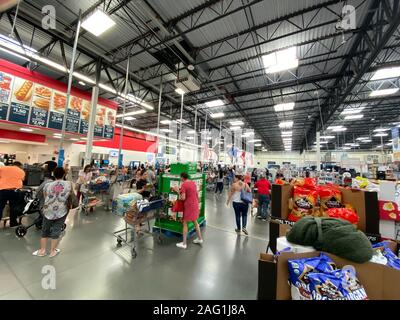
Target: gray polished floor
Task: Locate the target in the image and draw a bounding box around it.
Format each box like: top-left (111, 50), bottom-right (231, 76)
top-left (0, 190), bottom-right (269, 300)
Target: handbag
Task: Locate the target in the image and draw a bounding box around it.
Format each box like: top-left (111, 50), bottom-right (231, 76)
top-left (171, 199), bottom-right (184, 213)
top-left (240, 186), bottom-right (253, 205)
top-left (67, 183), bottom-right (79, 209)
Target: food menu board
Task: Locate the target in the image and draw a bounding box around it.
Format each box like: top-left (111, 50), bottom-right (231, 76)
top-left (94, 105), bottom-right (106, 137)
top-left (9, 77), bottom-right (33, 124)
top-left (0, 71), bottom-right (13, 120)
top-left (79, 100), bottom-right (91, 135)
top-left (29, 83), bottom-right (51, 127)
top-left (0, 71), bottom-right (116, 139)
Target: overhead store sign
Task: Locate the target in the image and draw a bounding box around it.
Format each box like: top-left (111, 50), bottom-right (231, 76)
top-left (0, 60), bottom-right (116, 139)
top-left (392, 128), bottom-right (400, 161)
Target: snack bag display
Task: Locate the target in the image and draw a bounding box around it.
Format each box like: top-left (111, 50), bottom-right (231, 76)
top-left (288, 186), bottom-right (318, 222)
top-left (303, 177), bottom-right (317, 189)
top-left (288, 254), bottom-right (337, 300)
top-left (318, 186), bottom-right (342, 212)
top-left (308, 267), bottom-right (368, 300)
top-left (275, 179), bottom-right (285, 185)
top-left (326, 208), bottom-right (359, 224)
top-left (372, 242), bottom-right (400, 270)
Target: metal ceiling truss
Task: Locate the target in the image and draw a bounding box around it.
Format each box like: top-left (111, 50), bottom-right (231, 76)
top-left (302, 0), bottom-right (400, 152)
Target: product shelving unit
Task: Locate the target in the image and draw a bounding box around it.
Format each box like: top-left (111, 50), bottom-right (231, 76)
top-left (153, 162), bottom-right (206, 236)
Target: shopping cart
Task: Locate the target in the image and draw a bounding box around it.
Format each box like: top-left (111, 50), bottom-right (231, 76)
top-left (79, 181), bottom-right (110, 215)
top-left (113, 198), bottom-right (165, 258)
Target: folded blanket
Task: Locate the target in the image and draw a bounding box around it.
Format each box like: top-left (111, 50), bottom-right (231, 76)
top-left (286, 217), bottom-right (373, 263)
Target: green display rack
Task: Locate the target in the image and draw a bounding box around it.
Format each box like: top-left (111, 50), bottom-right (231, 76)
top-left (154, 162), bottom-right (206, 236)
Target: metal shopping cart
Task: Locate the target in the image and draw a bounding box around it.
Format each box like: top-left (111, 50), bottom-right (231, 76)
top-left (79, 181), bottom-right (110, 215)
top-left (113, 198), bottom-right (165, 258)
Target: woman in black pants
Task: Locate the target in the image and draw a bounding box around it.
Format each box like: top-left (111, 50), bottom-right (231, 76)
top-left (215, 169), bottom-right (224, 195)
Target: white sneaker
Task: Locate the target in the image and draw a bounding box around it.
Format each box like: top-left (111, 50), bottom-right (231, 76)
top-left (193, 238), bottom-right (203, 245)
top-left (176, 242), bottom-right (187, 249)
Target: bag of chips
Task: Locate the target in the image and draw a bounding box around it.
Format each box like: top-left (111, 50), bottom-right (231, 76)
top-left (275, 178), bottom-right (285, 185)
top-left (303, 177), bottom-right (317, 189)
top-left (308, 267), bottom-right (368, 300)
top-left (288, 254), bottom-right (337, 300)
top-left (326, 208), bottom-right (359, 225)
top-left (372, 242), bottom-right (400, 270)
top-left (318, 186), bottom-right (342, 213)
top-left (288, 186), bottom-right (319, 222)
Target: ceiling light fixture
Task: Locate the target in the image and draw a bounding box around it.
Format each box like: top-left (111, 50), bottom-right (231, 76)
top-left (332, 127), bottom-right (347, 132)
top-left (371, 67), bottom-right (400, 81)
top-left (205, 99), bottom-right (225, 108)
top-left (160, 129), bottom-right (172, 133)
top-left (160, 120), bottom-right (172, 124)
top-left (360, 139), bottom-right (372, 143)
top-left (248, 139), bottom-right (262, 143)
top-left (81, 9), bottom-right (116, 37)
top-left (262, 47), bottom-right (298, 74)
top-left (210, 112), bottom-right (225, 119)
top-left (78, 81), bottom-right (86, 86)
top-left (187, 130), bottom-right (196, 134)
top-left (175, 88), bottom-right (185, 95)
top-left (116, 110), bottom-right (146, 118)
top-left (344, 114), bottom-right (364, 120)
top-left (327, 125), bottom-right (343, 130)
top-left (124, 116), bottom-right (135, 121)
top-left (281, 131), bottom-right (292, 136)
top-left (373, 128), bottom-right (390, 132)
top-left (274, 102), bottom-right (295, 112)
top-left (373, 133), bottom-right (388, 137)
top-left (319, 135), bottom-right (335, 139)
top-left (229, 120), bottom-right (244, 126)
top-left (230, 126), bottom-right (241, 131)
top-left (341, 107), bottom-right (364, 115)
top-left (279, 121), bottom-right (294, 129)
top-left (369, 88), bottom-right (399, 97)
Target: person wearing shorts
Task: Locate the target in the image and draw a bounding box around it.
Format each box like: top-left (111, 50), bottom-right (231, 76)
top-left (33, 167), bottom-right (72, 258)
top-left (173, 172), bottom-right (203, 249)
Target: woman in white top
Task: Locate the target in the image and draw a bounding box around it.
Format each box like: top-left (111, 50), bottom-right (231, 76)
top-left (76, 164), bottom-right (92, 201)
top-left (226, 174), bottom-right (251, 235)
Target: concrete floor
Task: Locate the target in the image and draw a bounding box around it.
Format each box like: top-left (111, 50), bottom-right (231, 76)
top-left (0, 191), bottom-right (269, 300)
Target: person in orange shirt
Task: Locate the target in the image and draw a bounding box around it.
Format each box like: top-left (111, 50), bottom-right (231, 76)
top-left (0, 161), bottom-right (26, 227)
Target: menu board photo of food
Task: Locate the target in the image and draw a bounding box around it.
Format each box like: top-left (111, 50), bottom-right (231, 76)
top-left (32, 84), bottom-right (52, 111)
top-left (81, 100), bottom-right (91, 121)
top-left (0, 71), bottom-right (14, 104)
top-left (96, 105), bottom-right (106, 127)
top-left (11, 77), bottom-right (33, 105)
top-left (105, 108), bottom-right (116, 127)
top-left (52, 90), bottom-right (67, 113)
top-left (69, 96), bottom-right (82, 114)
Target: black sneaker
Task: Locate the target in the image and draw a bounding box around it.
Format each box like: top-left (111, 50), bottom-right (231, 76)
top-left (242, 228), bottom-right (249, 235)
top-left (235, 229), bottom-right (241, 233)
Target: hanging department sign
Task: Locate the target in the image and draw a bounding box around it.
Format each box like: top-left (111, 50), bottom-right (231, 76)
top-left (392, 128), bottom-right (400, 161)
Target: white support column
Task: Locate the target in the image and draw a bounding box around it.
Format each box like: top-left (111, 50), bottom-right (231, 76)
top-left (177, 93), bottom-right (184, 162)
top-left (84, 86), bottom-right (99, 166)
top-left (118, 57), bottom-right (130, 169)
top-left (316, 131), bottom-right (321, 172)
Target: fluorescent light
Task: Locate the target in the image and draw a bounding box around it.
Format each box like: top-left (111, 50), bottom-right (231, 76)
top-left (279, 121), bottom-right (293, 129)
top-left (0, 34), bottom-right (37, 55)
top-left (344, 143), bottom-right (360, 147)
top-left (175, 88), bottom-right (185, 95)
top-left (263, 47), bottom-right (298, 74)
top-left (0, 48), bottom-right (30, 61)
top-left (99, 83), bottom-right (117, 95)
top-left (342, 147), bottom-right (351, 150)
top-left (229, 120), bottom-right (244, 126)
top-left (81, 9), bottom-right (116, 37)
top-left (242, 132), bottom-right (254, 137)
top-left (327, 125), bottom-right (343, 130)
top-left (70, 138), bottom-right (79, 141)
top-left (205, 99), bottom-right (224, 108)
top-left (332, 127), bottom-right (347, 132)
top-left (341, 107), bottom-right (364, 115)
top-left (187, 130), bottom-right (196, 134)
top-left (254, 144), bottom-right (262, 147)
top-left (386, 142), bottom-right (393, 146)
top-left (34, 55), bottom-right (67, 72)
top-left (320, 135), bottom-right (335, 139)
top-left (176, 119), bottom-right (188, 124)
top-left (124, 116), bottom-right (135, 121)
top-left (230, 126), bottom-right (241, 131)
top-left (360, 139), bottom-right (372, 143)
top-left (210, 112), bottom-right (225, 119)
top-left (116, 110), bottom-right (146, 118)
top-left (373, 133), bottom-right (388, 137)
top-left (356, 137), bottom-right (369, 140)
top-left (248, 139), bottom-right (261, 143)
top-left (274, 102), bottom-right (295, 112)
top-left (281, 131), bottom-right (292, 136)
top-left (371, 67), bottom-right (400, 81)
top-left (370, 88), bottom-right (399, 97)
top-left (160, 120), bottom-right (172, 124)
top-left (314, 141), bottom-right (328, 144)
top-left (74, 72), bottom-right (95, 85)
top-left (160, 129), bottom-right (172, 133)
top-left (373, 128), bottom-right (390, 132)
top-left (186, 137), bottom-right (194, 140)
top-left (344, 114), bottom-right (363, 120)
top-left (20, 128), bottom-right (33, 132)
top-left (78, 81), bottom-right (86, 86)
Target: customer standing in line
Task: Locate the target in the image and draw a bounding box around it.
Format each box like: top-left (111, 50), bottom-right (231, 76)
top-left (33, 167), bottom-right (74, 258)
top-left (254, 173), bottom-right (271, 221)
top-left (76, 164), bottom-right (92, 201)
top-left (226, 174), bottom-right (251, 235)
top-left (0, 161), bottom-right (26, 227)
top-left (174, 172), bottom-right (203, 249)
top-left (215, 166), bottom-right (224, 196)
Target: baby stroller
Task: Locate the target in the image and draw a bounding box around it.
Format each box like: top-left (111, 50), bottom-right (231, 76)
top-left (14, 188), bottom-right (66, 238)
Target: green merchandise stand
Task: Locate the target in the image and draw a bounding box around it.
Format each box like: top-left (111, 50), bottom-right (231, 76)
top-left (154, 162), bottom-right (206, 235)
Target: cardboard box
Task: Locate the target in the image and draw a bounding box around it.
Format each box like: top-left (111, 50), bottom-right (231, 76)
top-left (268, 184), bottom-right (381, 252)
top-left (258, 242), bottom-right (400, 300)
